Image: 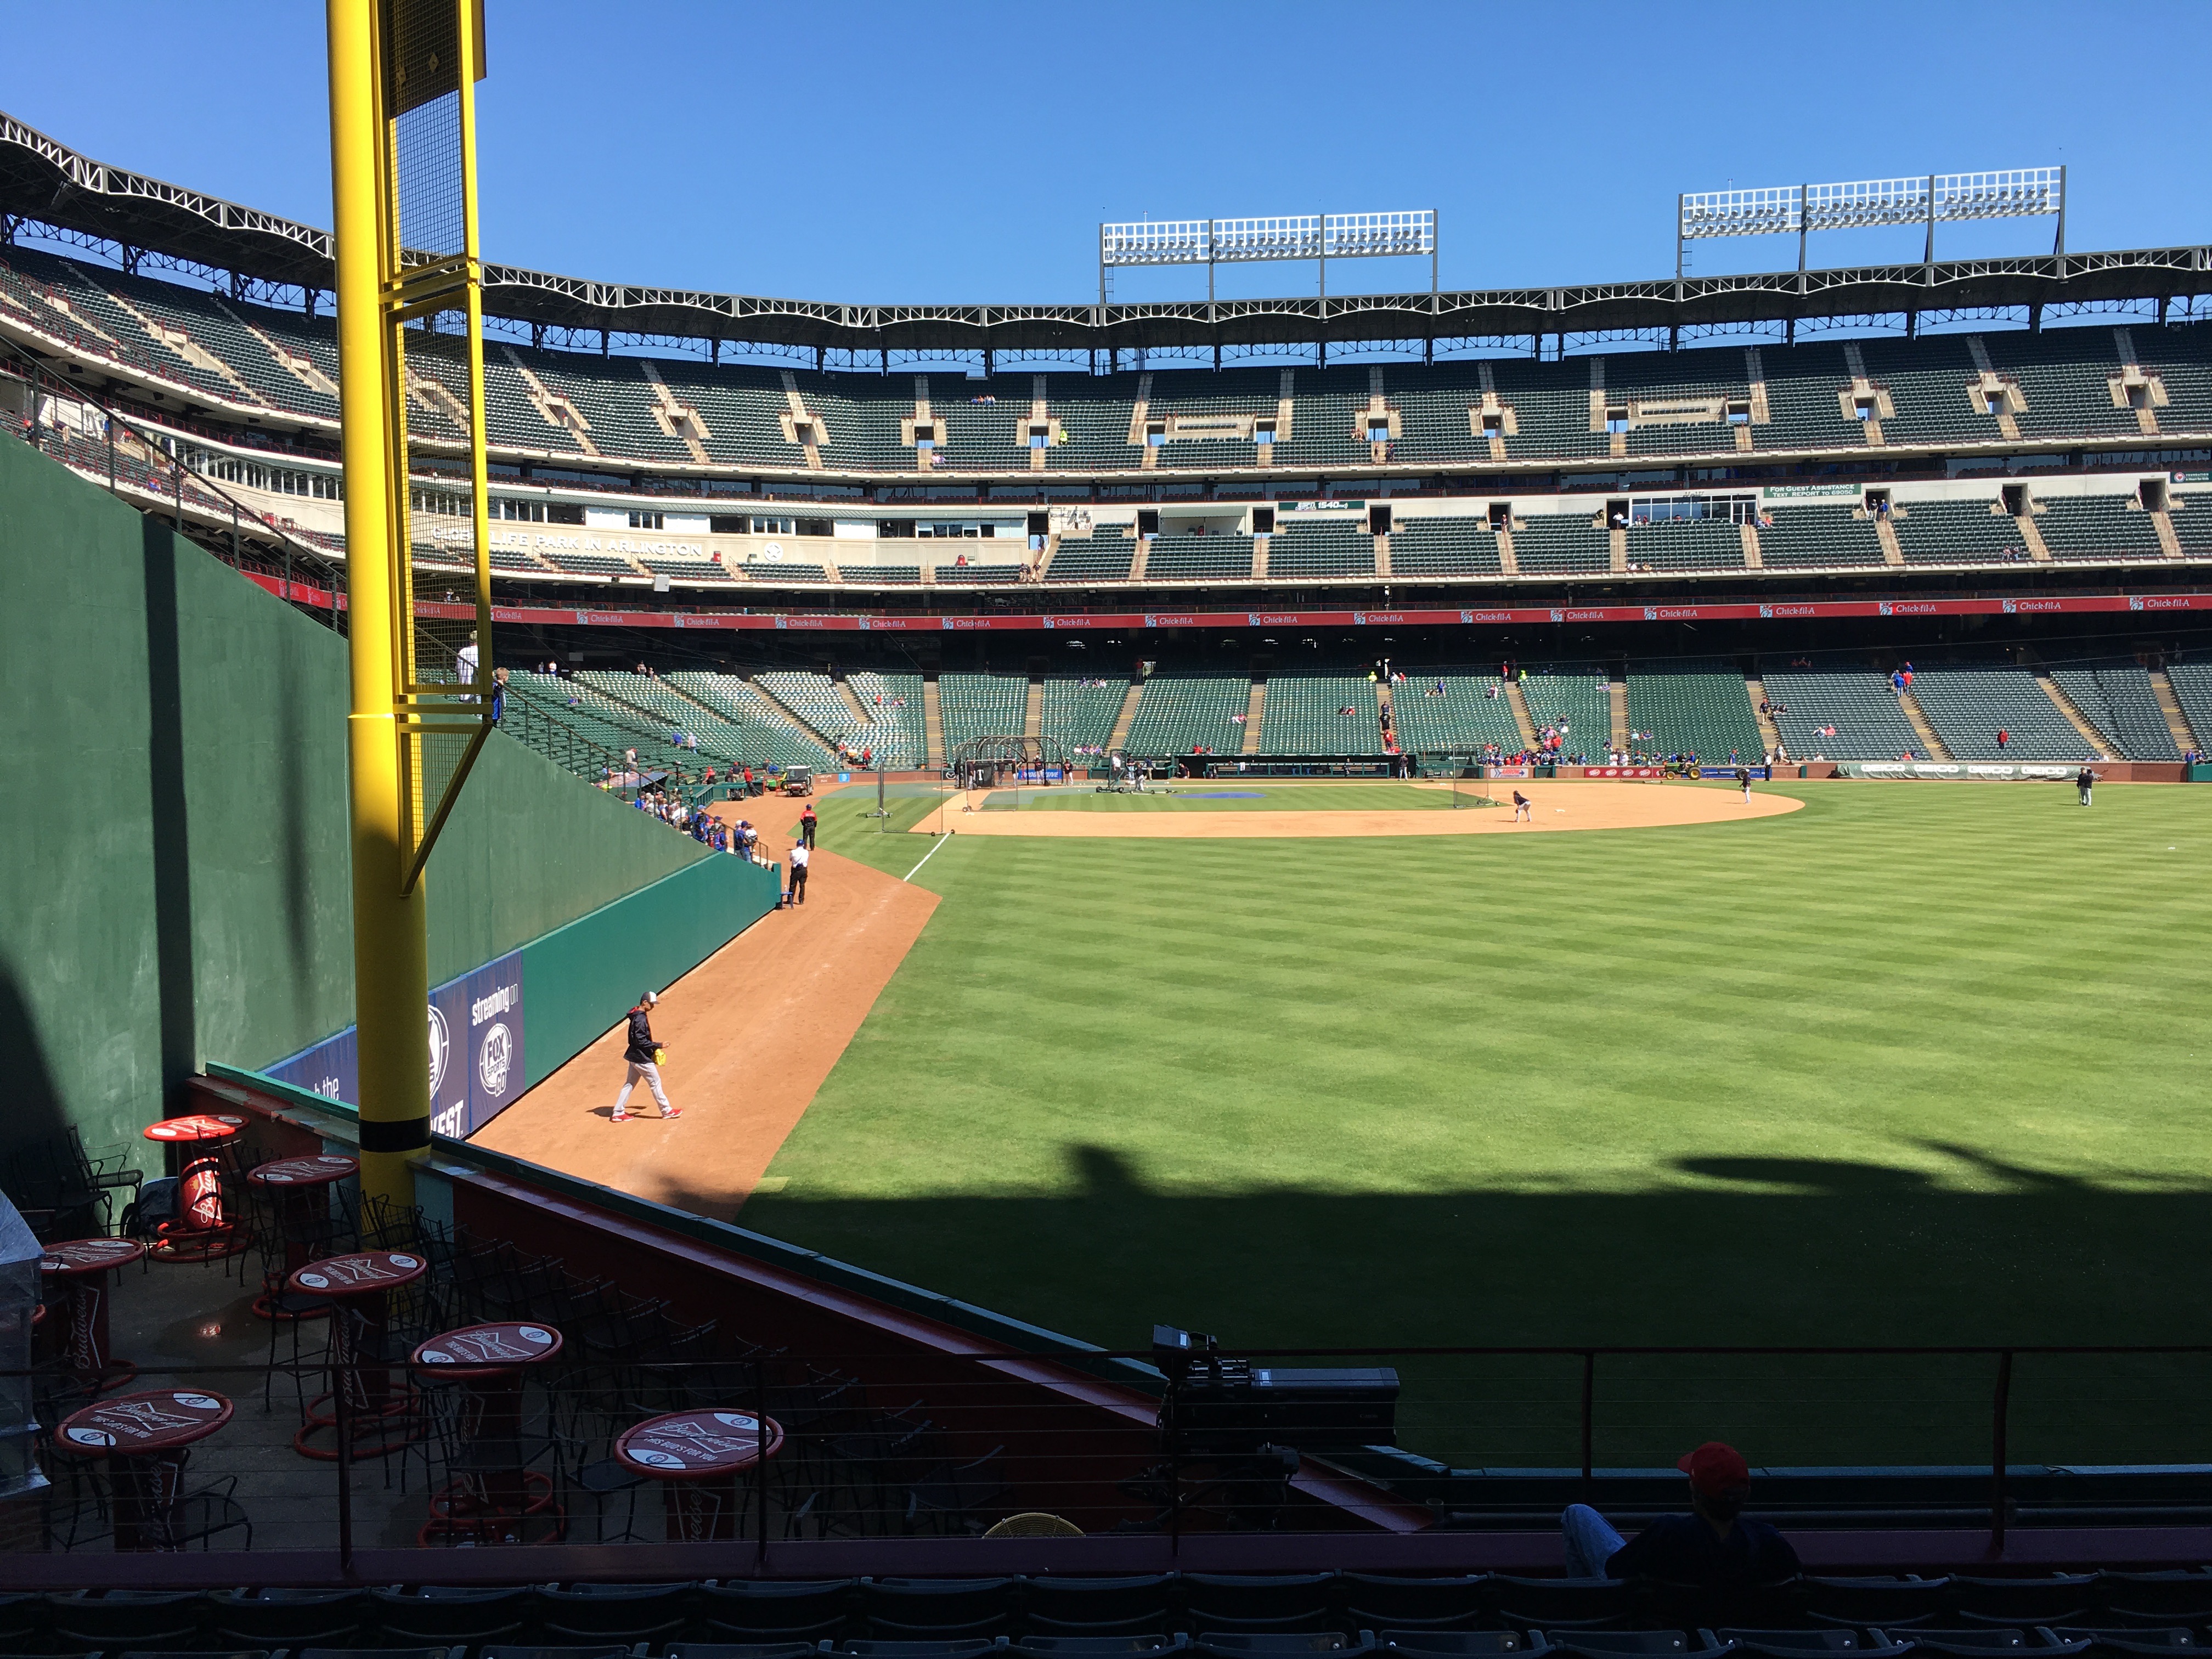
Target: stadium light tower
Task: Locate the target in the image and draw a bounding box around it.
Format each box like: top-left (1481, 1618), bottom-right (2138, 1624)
top-left (1098, 210), bottom-right (1437, 305)
top-left (1675, 167), bottom-right (2065, 276)
top-left (328, 0), bottom-right (495, 1210)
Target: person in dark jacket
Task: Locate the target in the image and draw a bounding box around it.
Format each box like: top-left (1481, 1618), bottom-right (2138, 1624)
top-left (611, 990), bottom-right (680, 1123)
top-left (1562, 1441), bottom-right (1799, 1587)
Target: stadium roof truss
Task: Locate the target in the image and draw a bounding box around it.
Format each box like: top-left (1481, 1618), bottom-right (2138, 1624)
top-left (6, 115), bottom-right (2209, 362)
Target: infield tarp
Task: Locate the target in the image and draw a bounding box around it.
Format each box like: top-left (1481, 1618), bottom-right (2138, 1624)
top-left (1838, 761), bottom-right (2078, 780)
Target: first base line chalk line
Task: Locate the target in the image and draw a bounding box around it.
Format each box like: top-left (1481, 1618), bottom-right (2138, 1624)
top-left (904, 831), bottom-right (952, 884)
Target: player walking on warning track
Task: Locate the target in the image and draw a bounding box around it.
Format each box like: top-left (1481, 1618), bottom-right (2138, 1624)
top-left (788, 840), bottom-right (810, 906)
top-left (799, 803), bottom-right (817, 848)
top-left (1513, 789), bottom-right (1532, 821)
top-left (611, 991), bottom-right (679, 1123)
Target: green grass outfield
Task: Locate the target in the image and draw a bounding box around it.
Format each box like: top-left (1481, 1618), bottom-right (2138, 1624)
top-left (739, 781), bottom-right (2212, 1468)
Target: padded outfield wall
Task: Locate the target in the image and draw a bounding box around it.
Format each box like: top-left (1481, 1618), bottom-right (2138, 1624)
top-left (0, 437), bottom-right (735, 1175)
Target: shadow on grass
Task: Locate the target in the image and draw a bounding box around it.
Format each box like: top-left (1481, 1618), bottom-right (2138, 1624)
top-left (702, 1142), bottom-right (2212, 1473)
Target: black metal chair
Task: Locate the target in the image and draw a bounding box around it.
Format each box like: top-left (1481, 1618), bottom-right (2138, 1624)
top-left (904, 1445), bottom-right (1011, 1535)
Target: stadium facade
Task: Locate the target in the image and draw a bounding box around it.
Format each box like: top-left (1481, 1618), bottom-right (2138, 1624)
top-left (6, 112), bottom-right (2212, 774)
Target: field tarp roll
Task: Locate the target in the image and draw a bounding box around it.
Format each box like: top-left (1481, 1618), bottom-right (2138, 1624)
top-left (1838, 761), bottom-right (2078, 780)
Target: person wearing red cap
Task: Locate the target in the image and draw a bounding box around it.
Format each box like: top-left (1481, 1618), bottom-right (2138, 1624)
top-left (1561, 1441), bottom-right (1799, 1587)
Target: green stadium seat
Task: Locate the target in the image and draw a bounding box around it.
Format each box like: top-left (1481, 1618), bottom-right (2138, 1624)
top-left (1625, 661), bottom-right (1762, 761)
top-left (1124, 672), bottom-right (1252, 757)
top-left (1259, 675), bottom-right (1382, 754)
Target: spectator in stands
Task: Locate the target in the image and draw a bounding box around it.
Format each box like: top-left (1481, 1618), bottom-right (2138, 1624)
top-left (1562, 1441), bottom-right (1798, 1588)
top-left (456, 630), bottom-right (480, 691)
top-left (490, 667), bottom-right (506, 724)
top-left (610, 991), bottom-right (679, 1124)
top-left (1996, 729), bottom-right (2009, 749)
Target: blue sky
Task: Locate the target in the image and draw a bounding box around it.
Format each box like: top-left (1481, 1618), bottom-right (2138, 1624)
top-left (4, 1), bottom-right (2207, 307)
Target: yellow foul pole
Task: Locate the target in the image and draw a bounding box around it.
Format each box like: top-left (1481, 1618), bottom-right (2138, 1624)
top-left (329, 0), bottom-right (428, 1210)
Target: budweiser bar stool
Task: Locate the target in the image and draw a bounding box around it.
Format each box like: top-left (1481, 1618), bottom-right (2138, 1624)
top-left (55, 1387), bottom-right (240, 1550)
top-left (38, 1237), bottom-right (145, 1394)
top-left (617, 1406), bottom-right (784, 1541)
top-left (413, 1320), bottom-right (566, 1544)
top-left (287, 1249), bottom-right (430, 1461)
top-left (245, 1154), bottom-right (358, 1319)
top-left (142, 1114), bottom-right (253, 1264)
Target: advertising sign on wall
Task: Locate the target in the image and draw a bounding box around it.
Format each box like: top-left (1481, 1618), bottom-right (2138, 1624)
top-left (266, 951), bottom-right (525, 1140)
top-left (245, 572), bottom-right (2212, 635)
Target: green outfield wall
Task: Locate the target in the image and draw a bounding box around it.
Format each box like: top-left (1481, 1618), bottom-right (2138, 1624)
top-left (517, 853), bottom-right (782, 1092)
top-left (0, 437), bottom-right (715, 1176)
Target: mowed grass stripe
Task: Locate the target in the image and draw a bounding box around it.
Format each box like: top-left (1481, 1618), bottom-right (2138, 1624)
top-left (761, 783), bottom-right (2212, 1466)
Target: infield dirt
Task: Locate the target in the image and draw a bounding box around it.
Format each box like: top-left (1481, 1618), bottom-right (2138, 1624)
top-left (913, 778), bottom-right (1803, 838)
